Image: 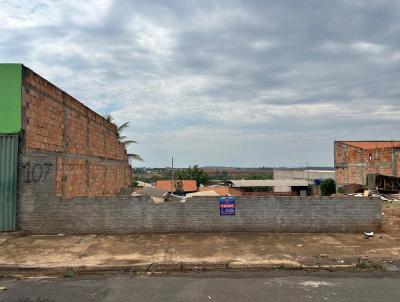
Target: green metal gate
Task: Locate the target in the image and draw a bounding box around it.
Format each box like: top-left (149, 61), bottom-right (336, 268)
top-left (0, 134), bottom-right (18, 231)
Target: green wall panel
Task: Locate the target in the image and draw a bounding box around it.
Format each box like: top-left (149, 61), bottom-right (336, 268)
top-left (0, 64), bottom-right (22, 134)
top-left (0, 135), bottom-right (18, 231)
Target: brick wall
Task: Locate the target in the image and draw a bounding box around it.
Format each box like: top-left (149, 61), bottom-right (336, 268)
top-left (335, 142), bottom-right (400, 186)
top-left (397, 154), bottom-right (400, 177)
top-left (17, 150), bottom-right (381, 234)
top-left (20, 67), bottom-right (131, 199)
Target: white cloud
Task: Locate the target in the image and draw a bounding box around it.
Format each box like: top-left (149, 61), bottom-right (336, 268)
top-left (134, 20), bottom-right (175, 56)
top-left (350, 41), bottom-right (386, 54)
top-left (250, 39), bottom-right (276, 51)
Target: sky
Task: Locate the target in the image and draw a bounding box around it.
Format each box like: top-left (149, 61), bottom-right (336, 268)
top-left (1, 0), bottom-right (399, 168)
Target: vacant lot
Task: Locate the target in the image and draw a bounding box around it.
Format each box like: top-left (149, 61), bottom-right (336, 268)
top-left (383, 202), bottom-right (400, 238)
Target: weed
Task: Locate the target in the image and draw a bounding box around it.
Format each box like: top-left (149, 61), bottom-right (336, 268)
top-left (63, 270), bottom-right (75, 278)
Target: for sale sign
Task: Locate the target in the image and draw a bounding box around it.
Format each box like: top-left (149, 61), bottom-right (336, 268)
top-left (219, 196), bottom-right (235, 216)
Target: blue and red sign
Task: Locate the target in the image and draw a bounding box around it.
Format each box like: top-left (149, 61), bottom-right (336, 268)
top-left (220, 196), bottom-right (235, 215)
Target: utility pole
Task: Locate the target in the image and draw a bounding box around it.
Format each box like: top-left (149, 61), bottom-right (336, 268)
top-left (171, 157), bottom-right (174, 193)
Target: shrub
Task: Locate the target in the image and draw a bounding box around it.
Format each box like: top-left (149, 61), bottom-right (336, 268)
top-left (321, 178), bottom-right (336, 196)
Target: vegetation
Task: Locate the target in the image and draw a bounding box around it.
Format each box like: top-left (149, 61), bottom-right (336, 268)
top-left (243, 173), bottom-right (273, 180)
top-left (320, 178), bottom-right (336, 196)
top-left (132, 174), bottom-right (167, 184)
top-left (215, 170), bottom-right (230, 182)
top-left (355, 257), bottom-right (383, 270)
top-left (104, 114), bottom-right (143, 162)
top-left (132, 167), bottom-right (274, 185)
top-left (132, 180), bottom-right (139, 187)
top-left (213, 170), bottom-right (273, 181)
top-left (132, 168), bottom-right (172, 184)
top-left (337, 186), bottom-right (345, 194)
top-left (173, 179), bottom-right (185, 195)
top-left (175, 165), bottom-right (209, 186)
top-left (63, 270), bottom-right (75, 278)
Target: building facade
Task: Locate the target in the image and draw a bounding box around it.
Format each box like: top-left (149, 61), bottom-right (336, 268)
top-left (334, 141), bottom-right (400, 186)
top-left (273, 169), bottom-right (335, 181)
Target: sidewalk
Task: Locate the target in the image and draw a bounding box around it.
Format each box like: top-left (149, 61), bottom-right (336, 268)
top-left (0, 233), bottom-right (399, 272)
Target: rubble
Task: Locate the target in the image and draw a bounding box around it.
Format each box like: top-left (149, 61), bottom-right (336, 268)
top-left (137, 186), bottom-right (185, 203)
top-left (345, 191), bottom-right (400, 202)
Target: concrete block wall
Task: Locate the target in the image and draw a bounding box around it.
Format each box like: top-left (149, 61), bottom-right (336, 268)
top-left (17, 154), bottom-right (381, 234)
top-left (335, 142), bottom-right (400, 186)
top-left (20, 67), bottom-right (131, 199)
top-left (18, 195), bottom-right (382, 234)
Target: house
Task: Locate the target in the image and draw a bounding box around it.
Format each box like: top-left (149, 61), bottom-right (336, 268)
top-left (335, 141), bottom-right (400, 186)
top-left (156, 180), bottom-right (197, 194)
top-left (273, 168), bottom-right (335, 182)
top-left (226, 179), bottom-right (310, 196)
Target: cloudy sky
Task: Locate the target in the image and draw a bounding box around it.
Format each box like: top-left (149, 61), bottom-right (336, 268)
top-left (1, 0), bottom-right (399, 167)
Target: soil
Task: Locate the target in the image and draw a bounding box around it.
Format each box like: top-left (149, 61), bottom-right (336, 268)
top-left (382, 203), bottom-right (400, 238)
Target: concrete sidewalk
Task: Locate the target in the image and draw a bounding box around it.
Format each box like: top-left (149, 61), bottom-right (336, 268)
top-left (0, 233), bottom-right (399, 272)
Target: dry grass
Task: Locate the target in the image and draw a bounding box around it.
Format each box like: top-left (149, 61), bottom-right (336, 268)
top-left (382, 202), bottom-right (400, 238)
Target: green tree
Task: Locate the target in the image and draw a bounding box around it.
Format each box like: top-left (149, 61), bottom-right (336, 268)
top-left (175, 165), bottom-right (209, 186)
top-left (220, 170), bottom-right (230, 182)
top-left (320, 178), bottom-right (336, 196)
top-left (104, 114), bottom-right (143, 162)
top-left (244, 173), bottom-right (273, 180)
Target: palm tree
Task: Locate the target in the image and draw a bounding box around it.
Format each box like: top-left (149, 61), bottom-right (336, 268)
top-left (104, 114), bottom-right (143, 162)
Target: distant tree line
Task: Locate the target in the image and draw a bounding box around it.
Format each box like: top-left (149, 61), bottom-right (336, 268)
top-left (132, 166), bottom-right (273, 187)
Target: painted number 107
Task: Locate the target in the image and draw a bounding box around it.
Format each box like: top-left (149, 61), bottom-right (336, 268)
top-left (22, 162), bottom-right (53, 183)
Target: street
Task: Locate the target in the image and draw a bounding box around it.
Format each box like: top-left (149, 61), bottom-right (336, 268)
top-left (1, 271), bottom-right (400, 302)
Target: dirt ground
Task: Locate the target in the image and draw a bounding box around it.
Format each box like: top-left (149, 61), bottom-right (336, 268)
top-left (382, 202), bottom-right (400, 238)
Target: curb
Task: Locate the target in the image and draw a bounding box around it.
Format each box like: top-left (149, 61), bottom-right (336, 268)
top-left (0, 262), bottom-right (360, 275)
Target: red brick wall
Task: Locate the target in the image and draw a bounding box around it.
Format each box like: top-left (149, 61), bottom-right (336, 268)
top-left (397, 154), bottom-right (400, 177)
top-left (335, 142), bottom-right (399, 186)
top-left (22, 67), bottom-right (132, 199)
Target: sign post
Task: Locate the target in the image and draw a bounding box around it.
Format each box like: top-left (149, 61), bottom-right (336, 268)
top-left (219, 196), bottom-right (235, 216)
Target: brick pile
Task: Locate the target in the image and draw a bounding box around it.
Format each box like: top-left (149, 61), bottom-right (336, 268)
top-left (22, 67), bottom-right (132, 199)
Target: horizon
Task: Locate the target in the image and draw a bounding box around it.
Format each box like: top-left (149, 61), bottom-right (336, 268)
top-left (134, 165), bottom-right (335, 170)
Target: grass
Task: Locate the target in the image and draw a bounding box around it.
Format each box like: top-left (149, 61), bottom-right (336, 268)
top-left (63, 270), bottom-right (75, 278)
top-left (356, 257), bottom-right (383, 270)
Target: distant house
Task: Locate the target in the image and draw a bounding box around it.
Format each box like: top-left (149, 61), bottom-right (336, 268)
top-left (156, 180), bottom-right (197, 194)
top-left (199, 186), bottom-right (242, 196)
top-left (226, 179), bottom-right (310, 196)
top-left (273, 169), bottom-right (335, 182)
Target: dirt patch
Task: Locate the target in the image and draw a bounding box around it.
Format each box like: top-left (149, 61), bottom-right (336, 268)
top-left (382, 204), bottom-right (400, 238)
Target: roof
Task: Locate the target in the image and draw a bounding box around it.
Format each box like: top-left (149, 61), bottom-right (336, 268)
top-left (340, 141), bottom-right (400, 150)
top-left (199, 186), bottom-right (242, 196)
top-left (156, 180), bottom-right (197, 193)
top-left (227, 179), bottom-right (310, 187)
top-left (186, 190), bottom-right (220, 198)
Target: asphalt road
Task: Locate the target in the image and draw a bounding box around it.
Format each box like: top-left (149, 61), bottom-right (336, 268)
top-left (1, 271), bottom-right (400, 302)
